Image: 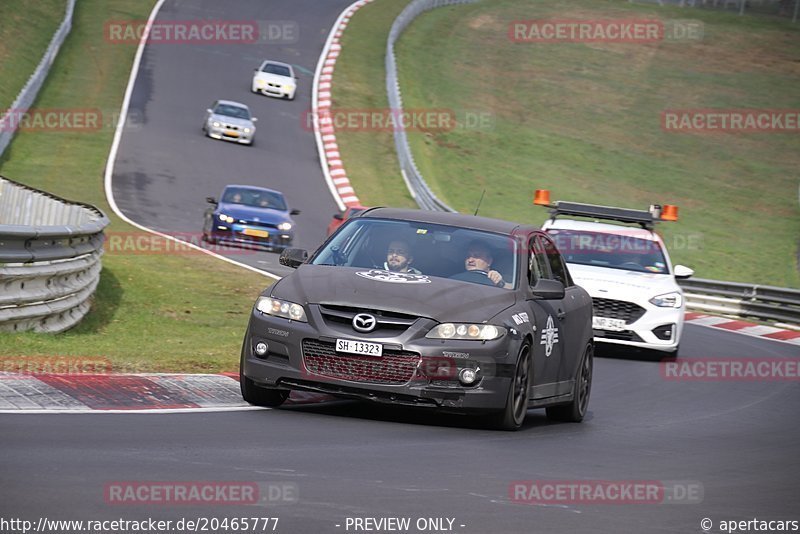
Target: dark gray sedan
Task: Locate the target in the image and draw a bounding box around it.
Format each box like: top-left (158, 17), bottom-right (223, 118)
top-left (240, 208), bottom-right (594, 430)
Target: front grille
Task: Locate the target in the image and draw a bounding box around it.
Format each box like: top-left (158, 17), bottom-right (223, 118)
top-left (594, 329), bottom-right (645, 342)
top-left (267, 83), bottom-right (281, 88)
top-left (222, 124), bottom-right (240, 131)
top-left (592, 297), bottom-right (646, 324)
top-left (238, 221), bottom-right (280, 230)
top-left (302, 339), bottom-right (420, 385)
top-left (318, 304), bottom-right (419, 332)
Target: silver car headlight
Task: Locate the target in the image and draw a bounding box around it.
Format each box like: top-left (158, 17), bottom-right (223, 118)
top-left (211, 121), bottom-right (221, 128)
top-left (277, 222), bottom-right (292, 231)
top-left (243, 127), bottom-right (251, 134)
top-left (426, 323), bottom-right (506, 340)
top-left (649, 292), bottom-right (683, 308)
top-left (255, 297), bottom-right (307, 322)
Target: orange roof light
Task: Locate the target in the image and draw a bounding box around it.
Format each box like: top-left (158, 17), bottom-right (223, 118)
top-left (533, 189), bottom-right (551, 206)
top-left (661, 204), bottom-right (679, 221)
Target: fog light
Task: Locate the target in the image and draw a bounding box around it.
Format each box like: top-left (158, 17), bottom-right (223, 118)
top-left (255, 342), bottom-right (269, 356)
top-left (458, 367), bottom-right (478, 386)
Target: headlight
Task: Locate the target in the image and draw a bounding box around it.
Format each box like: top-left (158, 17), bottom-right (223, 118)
top-left (218, 213), bottom-right (234, 223)
top-left (278, 222), bottom-right (292, 231)
top-left (426, 323), bottom-right (506, 340)
top-left (212, 121), bottom-right (221, 128)
top-left (243, 127), bottom-right (251, 134)
top-left (283, 84), bottom-right (294, 91)
top-left (649, 292), bottom-right (683, 308)
top-left (255, 297), bottom-right (307, 322)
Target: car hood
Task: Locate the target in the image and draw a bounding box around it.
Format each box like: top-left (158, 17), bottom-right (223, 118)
top-left (254, 72), bottom-right (294, 85)
top-left (567, 263), bottom-right (680, 299)
top-left (218, 202), bottom-right (289, 223)
top-left (271, 265), bottom-right (517, 323)
top-left (210, 114), bottom-right (253, 128)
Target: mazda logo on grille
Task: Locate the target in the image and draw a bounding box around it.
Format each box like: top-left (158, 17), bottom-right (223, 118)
top-left (352, 313), bottom-right (377, 333)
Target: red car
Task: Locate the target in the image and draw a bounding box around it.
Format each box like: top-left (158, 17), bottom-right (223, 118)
top-left (327, 204), bottom-right (369, 236)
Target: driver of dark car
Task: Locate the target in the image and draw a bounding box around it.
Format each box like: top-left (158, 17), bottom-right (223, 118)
top-left (384, 239), bottom-right (421, 274)
top-left (452, 241), bottom-right (511, 288)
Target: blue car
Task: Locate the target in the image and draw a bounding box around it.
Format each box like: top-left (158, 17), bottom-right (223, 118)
top-left (202, 185), bottom-right (300, 251)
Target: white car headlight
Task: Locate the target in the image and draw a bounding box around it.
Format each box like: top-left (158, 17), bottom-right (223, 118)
top-left (278, 222), bottom-right (292, 231)
top-left (426, 323), bottom-right (506, 341)
top-left (283, 84), bottom-right (294, 91)
top-left (649, 292), bottom-right (683, 308)
top-left (255, 297), bottom-right (307, 322)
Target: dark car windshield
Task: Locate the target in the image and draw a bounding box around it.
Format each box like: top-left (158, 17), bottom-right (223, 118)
top-left (262, 63), bottom-right (291, 77)
top-left (214, 104), bottom-right (251, 120)
top-left (221, 188), bottom-right (287, 211)
top-left (546, 228), bottom-right (669, 274)
top-left (311, 218), bottom-right (518, 289)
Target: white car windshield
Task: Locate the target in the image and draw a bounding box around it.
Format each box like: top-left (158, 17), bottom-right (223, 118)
top-left (312, 218), bottom-right (518, 289)
top-left (262, 63), bottom-right (291, 77)
top-left (546, 228), bottom-right (669, 274)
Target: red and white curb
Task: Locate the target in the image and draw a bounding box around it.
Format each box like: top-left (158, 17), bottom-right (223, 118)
top-left (684, 312), bottom-right (800, 345)
top-left (313, 0), bottom-right (374, 210)
top-left (0, 373), bottom-right (329, 413)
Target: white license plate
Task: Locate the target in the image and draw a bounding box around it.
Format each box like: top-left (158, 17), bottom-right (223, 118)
top-left (593, 317), bottom-right (627, 331)
top-left (335, 339), bottom-right (383, 357)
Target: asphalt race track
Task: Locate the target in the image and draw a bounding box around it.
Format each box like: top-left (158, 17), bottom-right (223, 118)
top-left (2, 325), bottom-right (799, 533)
top-left (7, 1), bottom-right (798, 533)
top-left (110, 0), bottom-right (353, 277)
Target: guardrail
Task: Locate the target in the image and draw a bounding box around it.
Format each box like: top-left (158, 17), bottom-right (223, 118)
top-left (679, 278), bottom-right (800, 325)
top-left (386, 0), bottom-right (479, 212)
top-left (0, 0), bottom-right (76, 158)
top-left (0, 176), bottom-right (109, 333)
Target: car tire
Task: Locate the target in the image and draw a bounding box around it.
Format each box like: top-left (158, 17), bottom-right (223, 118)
top-left (488, 342), bottom-right (531, 431)
top-left (240, 373), bottom-right (289, 407)
top-left (546, 343), bottom-right (593, 423)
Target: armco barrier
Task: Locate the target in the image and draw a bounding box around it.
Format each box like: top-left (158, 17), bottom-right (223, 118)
top-left (679, 278), bottom-right (800, 325)
top-left (386, 0), bottom-right (479, 212)
top-left (0, 0), bottom-right (76, 158)
top-left (0, 176), bottom-right (109, 333)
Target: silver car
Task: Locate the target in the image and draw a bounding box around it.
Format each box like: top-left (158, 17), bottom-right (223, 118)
top-left (202, 100), bottom-right (257, 145)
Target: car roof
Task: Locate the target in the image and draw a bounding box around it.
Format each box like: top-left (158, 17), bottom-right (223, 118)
top-left (362, 207), bottom-right (537, 236)
top-left (545, 218), bottom-right (662, 242)
top-left (223, 184), bottom-right (283, 196)
top-left (215, 99), bottom-right (249, 109)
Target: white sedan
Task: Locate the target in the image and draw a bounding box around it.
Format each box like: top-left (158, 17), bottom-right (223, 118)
top-left (251, 60), bottom-right (297, 100)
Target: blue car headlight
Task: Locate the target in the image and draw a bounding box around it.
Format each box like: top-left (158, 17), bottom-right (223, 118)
top-left (218, 213), bottom-right (234, 223)
top-left (255, 297), bottom-right (307, 322)
top-left (278, 222), bottom-right (292, 231)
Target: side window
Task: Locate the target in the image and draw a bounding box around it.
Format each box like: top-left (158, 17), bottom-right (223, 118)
top-left (528, 237), bottom-right (550, 286)
top-left (539, 235), bottom-right (572, 287)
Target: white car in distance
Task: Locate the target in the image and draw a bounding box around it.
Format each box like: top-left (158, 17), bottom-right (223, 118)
top-left (251, 60), bottom-right (297, 100)
top-left (537, 191), bottom-right (694, 358)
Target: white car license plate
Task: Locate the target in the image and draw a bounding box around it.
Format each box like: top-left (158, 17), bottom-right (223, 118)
top-left (336, 339), bottom-right (382, 357)
top-left (593, 317), bottom-right (627, 331)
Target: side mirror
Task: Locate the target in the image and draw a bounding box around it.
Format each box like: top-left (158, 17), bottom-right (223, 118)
top-left (333, 213), bottom-right (344, 221)
top-left (279, 248), bottom-right (308, 269)
top-left (252, 117), bottom-right (258, 122)
top-left (206, 109), bottom-right (212, 113)
top-left (290, 208), bottom-right (301, 216)
top-left (673, 265), bottom-right (694, 279)
top-left (206, 197), bottom-right (218, 205)
top-left (531, 279), bottom-right (565, 300)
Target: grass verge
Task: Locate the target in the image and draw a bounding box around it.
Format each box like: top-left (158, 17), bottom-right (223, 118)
top-left (338, 0), bottom-right (800, 287)
top-left (0, 0), bottom-right (274, 373)
top-left (0, 0), bottom-right (66, 112)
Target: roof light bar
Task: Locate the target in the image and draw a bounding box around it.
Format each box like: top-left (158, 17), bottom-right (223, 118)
top-left (533, 189), bottom-right (678, 229)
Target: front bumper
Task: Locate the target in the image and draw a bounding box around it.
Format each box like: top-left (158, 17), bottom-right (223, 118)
top-left (593, 305), bottom-right (684, 353)
top-left (253, 80), bottom-right (295, 99)
top-left (241, 306), bottom-right (518, 412)
top-left (206, 125), bottom-right (253, 144)
top-left (210, 224), bottom-right (293, 250)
